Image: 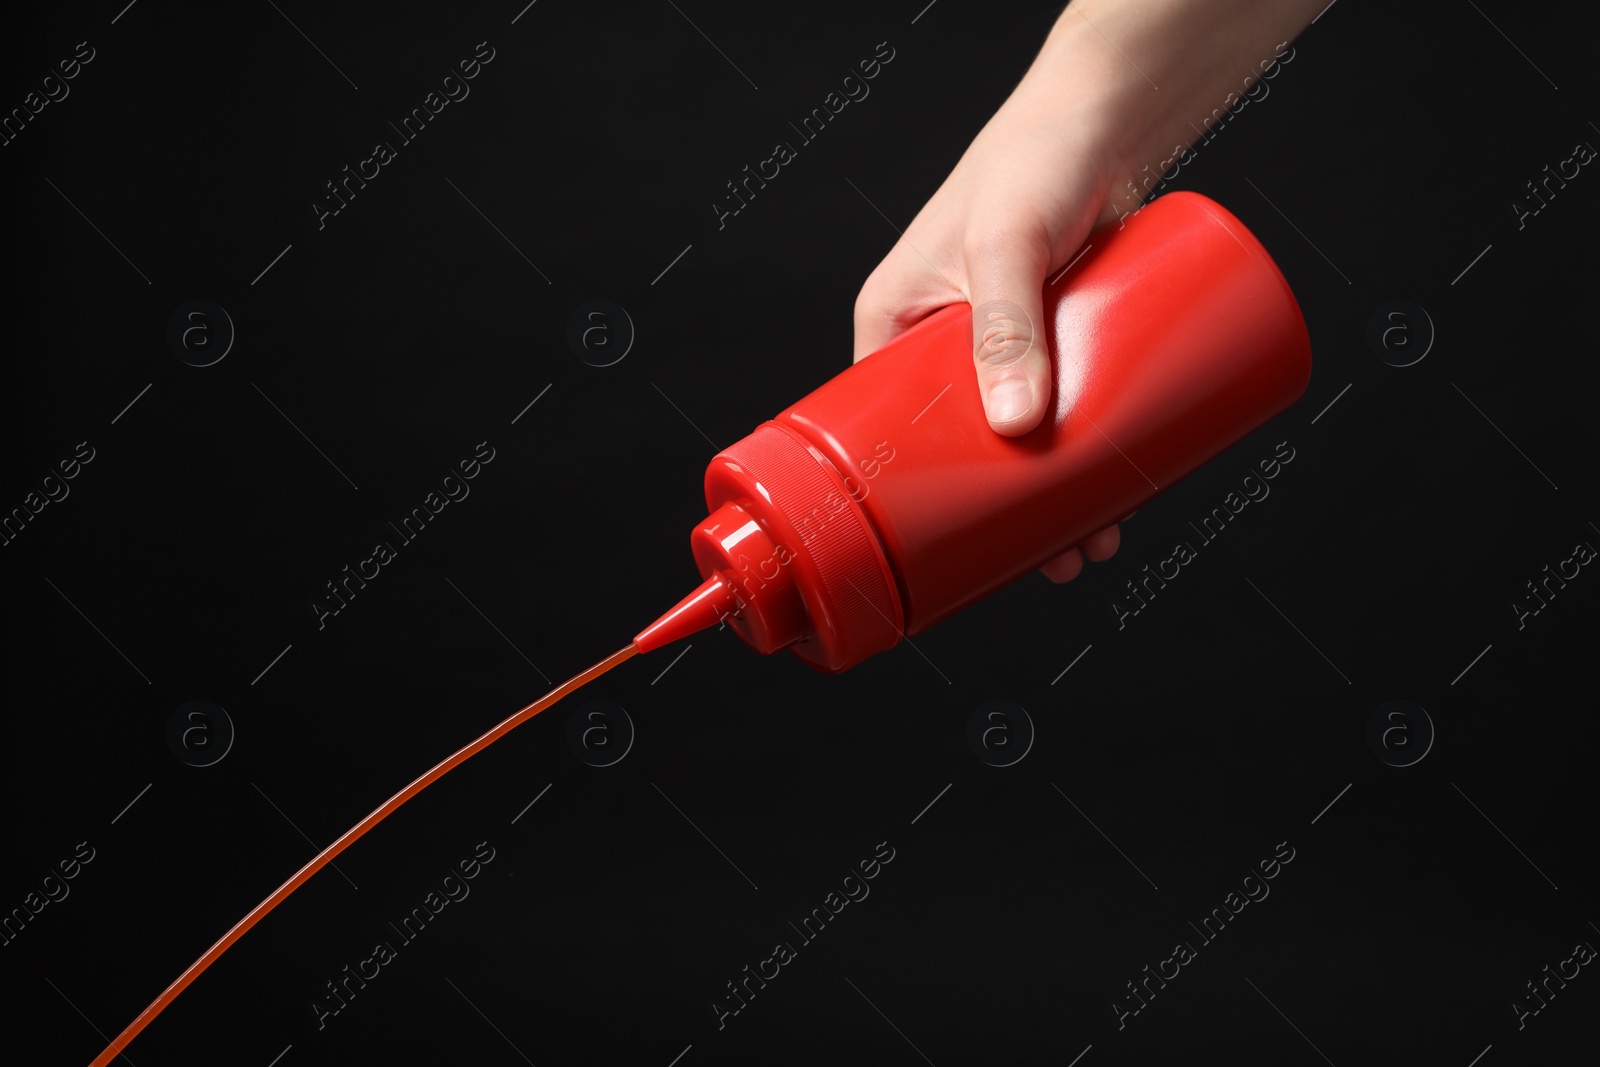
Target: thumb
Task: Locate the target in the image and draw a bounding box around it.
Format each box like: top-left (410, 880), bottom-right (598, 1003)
top-left (968, 242), bottom-right (1051, 436)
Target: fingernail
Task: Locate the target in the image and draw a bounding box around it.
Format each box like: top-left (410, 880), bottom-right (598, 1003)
top-left (987, 380), bottom-right (1031, 424)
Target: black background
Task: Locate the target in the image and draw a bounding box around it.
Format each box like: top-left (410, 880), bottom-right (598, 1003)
top-left (3, 2), bottom-right (1597, 1065)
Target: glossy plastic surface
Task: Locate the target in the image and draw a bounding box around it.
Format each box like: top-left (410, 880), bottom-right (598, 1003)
top-left (638, 190), bottom-right (1312, 671)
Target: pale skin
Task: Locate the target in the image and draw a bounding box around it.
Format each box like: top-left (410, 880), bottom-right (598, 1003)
top-left (852, 0), bottom-right (1328, 581)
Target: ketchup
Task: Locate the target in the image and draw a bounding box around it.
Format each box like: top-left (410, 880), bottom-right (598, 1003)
top-left (87, 190), bottom-right (1312, 1067)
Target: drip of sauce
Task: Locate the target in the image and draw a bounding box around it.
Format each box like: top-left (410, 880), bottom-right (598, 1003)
top-left (88, 643), bottom-right (639, 1067)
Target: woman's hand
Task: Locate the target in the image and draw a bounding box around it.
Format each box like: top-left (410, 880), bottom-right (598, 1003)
top-left (850, 0), bottom-right (1326, 581)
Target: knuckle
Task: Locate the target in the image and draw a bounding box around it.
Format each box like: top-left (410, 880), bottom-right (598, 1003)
top-left (853, 291), bottom-right (886, 333)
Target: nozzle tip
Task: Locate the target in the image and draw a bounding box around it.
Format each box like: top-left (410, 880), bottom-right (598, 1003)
top-left (633, 573), bottom-right (737, 654)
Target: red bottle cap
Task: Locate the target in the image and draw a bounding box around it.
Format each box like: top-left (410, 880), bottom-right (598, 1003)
top-left (633, 423), bottom-right (904, 671)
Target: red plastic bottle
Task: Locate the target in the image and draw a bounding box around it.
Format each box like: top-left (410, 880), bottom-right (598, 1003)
top-left (635, 190), bottom-right (1312, 672)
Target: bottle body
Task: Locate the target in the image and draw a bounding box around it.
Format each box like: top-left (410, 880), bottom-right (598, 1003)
top-left (637, 191), bottom-right (1312, 672)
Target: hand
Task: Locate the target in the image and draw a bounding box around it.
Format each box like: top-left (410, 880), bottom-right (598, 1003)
top-left (851, 38), bottom-right (1128, 582)
top-left (850, 0), bottom-right (1328, 583)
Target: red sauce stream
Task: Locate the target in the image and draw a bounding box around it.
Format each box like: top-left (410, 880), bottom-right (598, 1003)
top-left (88, 643), bottom-right (639, 1067)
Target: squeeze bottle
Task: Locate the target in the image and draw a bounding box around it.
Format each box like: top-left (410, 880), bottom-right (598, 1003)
top-left (634, 190), bottom-right (1312, 672)
top-left (79, 191), bottom-right (1311, 1067)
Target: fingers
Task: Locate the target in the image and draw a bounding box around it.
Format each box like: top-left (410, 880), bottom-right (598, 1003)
top-left (1040, 520), bottom-right (1124, 583)
top-left (966, 230), bottom-right (1052, 436)
top-left (1080, 522), bottom-right (1120, 562)
top-left (1039, 547), bottom-right (1084, 583)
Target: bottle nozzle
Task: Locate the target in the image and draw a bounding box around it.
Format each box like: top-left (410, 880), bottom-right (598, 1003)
top-left (633, 572), bottom-right (739, 654)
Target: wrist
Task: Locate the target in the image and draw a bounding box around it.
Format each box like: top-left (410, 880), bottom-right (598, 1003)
top-left (1016, 13), bottom-right (1158, 220)
top-left (1022, 0), bottom-right (1323, 222)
